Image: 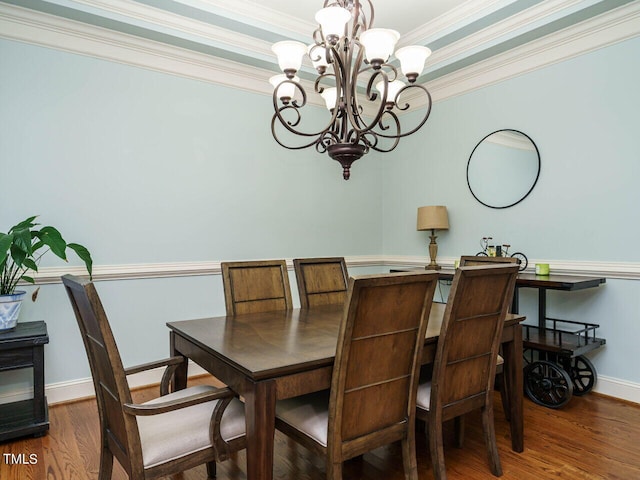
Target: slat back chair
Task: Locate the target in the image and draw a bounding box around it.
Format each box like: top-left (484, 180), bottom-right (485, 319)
top-left (221, 260), bottom-right (293, 315)
top-left (62, 274), bottom-right (246, 480)
top-left (275, 271), bottom-right (439, 480)
top-left (293, 257), bottom-right (349, 308)
top-left (460, 254), bottom-right (520, 417)
top-left (459, 255), bottom-right (520, 267)
top-left (416, 265), bottom-right (519, 480)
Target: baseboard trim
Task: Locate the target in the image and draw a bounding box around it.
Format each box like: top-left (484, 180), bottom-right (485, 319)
top-left (0, 361), bottom-right (209, 406)
top-left (1, 363), bottom-right (636, 407)
top-left (593, 375), bottom-right (640, 404)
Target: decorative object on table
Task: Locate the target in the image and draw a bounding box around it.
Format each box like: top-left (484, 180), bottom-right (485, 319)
top-left (475, 236), bottom-right (528, 271)
top-left (0, 216), bottom-right (92, 331)
top-left (467, 129), bottom-right (541, 208)
top-left (535, 263), bottom-right (550, 275)
top-left (417, 206), bottom-right (449, 270)
top-left (269, 1), bottom-right (433, 180)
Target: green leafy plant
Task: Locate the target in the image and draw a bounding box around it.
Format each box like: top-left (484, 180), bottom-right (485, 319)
top-left (0, 216), bottom-right (93, 296)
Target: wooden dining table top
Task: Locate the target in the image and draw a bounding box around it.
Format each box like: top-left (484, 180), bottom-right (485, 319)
top-left (167, 302), bottom-right (524, 382)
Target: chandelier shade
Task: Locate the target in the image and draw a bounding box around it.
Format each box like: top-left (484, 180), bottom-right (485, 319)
top-left (359, 28), bottom-right (400, 65)
top-left (272, 41), bottom-right (307, 74)
top-left (315, 6), bottom-right (351, 40)
top-left (270, 0), bottom-right (433, 180)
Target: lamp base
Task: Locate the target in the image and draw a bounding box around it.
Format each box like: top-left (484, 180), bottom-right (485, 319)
top-left (425, 264), bottom-right (442, 270)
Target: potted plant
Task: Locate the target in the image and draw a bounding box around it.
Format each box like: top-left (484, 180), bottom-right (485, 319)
top-left (0, 216), bottom-right (93, 331)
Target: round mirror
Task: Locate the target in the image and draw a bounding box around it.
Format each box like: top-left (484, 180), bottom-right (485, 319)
top-left (467, 129), bottom-right (540, 209)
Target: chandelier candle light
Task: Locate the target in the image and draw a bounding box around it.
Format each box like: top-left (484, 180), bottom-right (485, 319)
top-left (270, 0), bottom-right (433, 180)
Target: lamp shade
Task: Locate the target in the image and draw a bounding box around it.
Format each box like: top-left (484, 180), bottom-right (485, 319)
top-left (308, 44), bottom-right (330, 72)
top-left (395, 45), bottom-right (432, 78)
top-left (269, 74), bottom-right (300, 100)
top-left (272, 41), bottom-right (307, 73)
top-left (375, 79), bottom-right (405, 104)
top-left (321, 87), bottom-right (338, 110)
top-left (315, 6), bottom-right (351, 40)
top-left (359, 28), bottom-right (400, 64)
top-left (417, 206), bottom-right (449, 231)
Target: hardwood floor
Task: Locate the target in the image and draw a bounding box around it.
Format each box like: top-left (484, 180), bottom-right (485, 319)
top-left (2, 375), bottom-right (639, 480)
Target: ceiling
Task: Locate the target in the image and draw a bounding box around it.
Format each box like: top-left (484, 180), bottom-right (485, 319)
top-left (0, 0), bottom-right (636, 89)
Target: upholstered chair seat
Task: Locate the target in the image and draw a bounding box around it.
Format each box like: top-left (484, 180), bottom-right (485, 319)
top-left (275, 391), bottom-right (331, 447)
top-left (137, 385), bottom-right (246, 469)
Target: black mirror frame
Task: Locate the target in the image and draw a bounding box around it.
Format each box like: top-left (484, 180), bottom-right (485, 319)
top-left (466, 129), bottom-right (541, 209)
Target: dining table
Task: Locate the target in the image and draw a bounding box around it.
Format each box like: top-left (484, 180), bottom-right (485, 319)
top-left (167, 301), bottom-right (525, 480)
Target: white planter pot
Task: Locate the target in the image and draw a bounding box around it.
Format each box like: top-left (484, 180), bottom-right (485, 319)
top-left (0, 291), bottom-right (26, 331)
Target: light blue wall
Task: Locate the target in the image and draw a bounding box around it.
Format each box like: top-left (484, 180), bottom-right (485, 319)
top-left (0, 39), bottom-right (384, 388)
top-left (1, 33), bottom-right (639, 395)
top-left (383, 36), bottom-right (640, 263)
top-left (381, 36), bottom-right (640, 383)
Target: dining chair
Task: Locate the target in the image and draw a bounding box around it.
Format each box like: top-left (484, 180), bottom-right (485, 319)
top-left (221, 259), bottom-right (293, 315)
top-left (61, 274), bottom-right (246, 480)
top-left (415, 265), bottom-right (518, 480)
top-left (459, 255), bottom-right (521, 267)
top-left (275, 271), bottom-right (439, 480)
top-left (460, 255), bottom-right (520, 420)
top-left (293, 257), bottom-right (349, 308)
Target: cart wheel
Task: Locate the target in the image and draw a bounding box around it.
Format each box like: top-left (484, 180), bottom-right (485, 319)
top-left (524, 360), bottom-right (573, 408)
top-left (475, 252), bottom-right (488, 256)
top-left (564, 355), bottom-right (597, 396)
top-left (510, 252), bottom-right (528, 271)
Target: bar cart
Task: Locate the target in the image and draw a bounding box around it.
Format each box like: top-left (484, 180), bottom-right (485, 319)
top-left (512, 274), bottom-right (606, 409)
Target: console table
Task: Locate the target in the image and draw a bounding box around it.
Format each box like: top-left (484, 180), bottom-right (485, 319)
top-left (0, 321), bottom-right (50, 441)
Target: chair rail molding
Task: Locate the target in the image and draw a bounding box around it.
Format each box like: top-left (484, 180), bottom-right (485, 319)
top-left (23, 256), bottom-right (640, 284)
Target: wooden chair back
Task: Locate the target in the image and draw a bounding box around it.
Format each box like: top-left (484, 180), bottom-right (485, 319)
top-left (62, 274), bottom-right (142, 477)
top-left (221, 260), bottom-right (293, 315)
top-left (432, 265), bottom-right (518, 420)
top-left (293, 257), bottom-right (349, 308)
top-left (328, 271), bottom-right (438, 463)
top-left (459, 255), bottom-right (520, 267)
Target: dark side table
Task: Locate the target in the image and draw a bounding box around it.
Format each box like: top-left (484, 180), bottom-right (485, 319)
top-left (0, 321), bottom-right (50, 441)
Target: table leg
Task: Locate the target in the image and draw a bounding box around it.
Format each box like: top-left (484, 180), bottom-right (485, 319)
top-left (538, 288), bottom-right (547, 329)
top-left (502, 323), bottom-right (524, 452)
top-left (244, 380), bottom-right (276, 480)
top-left (169, 332), bottom-right (188, 391)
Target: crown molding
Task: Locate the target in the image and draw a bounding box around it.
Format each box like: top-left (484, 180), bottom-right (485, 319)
top-left (420, 0), bottom-right (586, 71)
top-left (188, 0), bottom-right (316, 38)
top-left (406, 0), bottom-right (640, 106)
top-left (400, 0), bottom-right (516, 46)
top-left (1, 1), bottom-right (639, 115)
top-left (0, 3), bottom-right (272, 93)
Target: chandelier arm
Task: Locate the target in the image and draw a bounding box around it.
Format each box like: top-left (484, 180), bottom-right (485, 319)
top-left (345, 66), bottom-right (388, 136)
top-left (372, 85), bottom-right (433, 139)
top-left (271, 79), bottom-right (342, 139)
top-left (365, 113), bottom-right (400, 153)
top-left (271, 114), bottom-right (332, 150)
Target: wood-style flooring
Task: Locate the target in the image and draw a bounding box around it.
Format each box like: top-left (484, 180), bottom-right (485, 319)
top-left (1, 375), bottom-right (639, 480)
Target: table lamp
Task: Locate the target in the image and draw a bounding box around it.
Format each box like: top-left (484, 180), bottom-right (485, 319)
top-left (417, 206), bottom-right (449, 270)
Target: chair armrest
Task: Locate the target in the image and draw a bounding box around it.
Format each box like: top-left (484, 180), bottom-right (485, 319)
top-left (123, 387), bottom-right (236, 416)
top-left (124, 355), bottom-right (185, 376)
top-left (125, 355), bottom-right (186, 395)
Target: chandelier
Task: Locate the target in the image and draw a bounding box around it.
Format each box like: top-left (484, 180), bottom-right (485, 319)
top-left (270, 0), bottom-right (433, 180)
